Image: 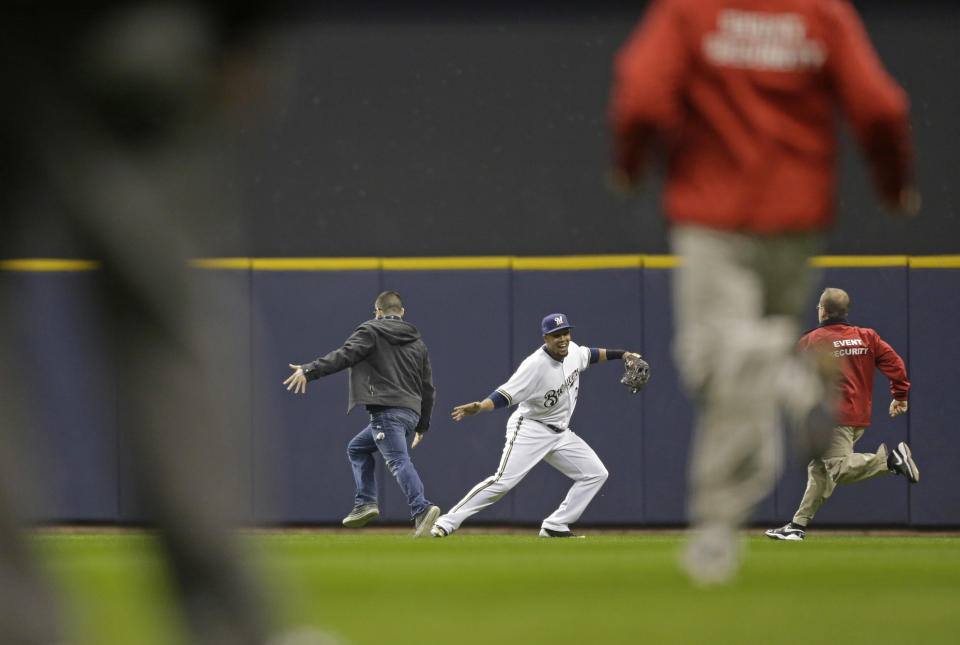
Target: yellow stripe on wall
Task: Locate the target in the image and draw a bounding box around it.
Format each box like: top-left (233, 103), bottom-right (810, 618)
top-left (383, 256), bottom-right (512, 270)
top-left (0, 259), bottom-right (100, 271)
top-left (4, 255), bottom-right (960, 271)
top-left (809, 255), bottom-right (909, 267)
top-left (251, 258), bottom-right (381, 271)
top-left (512, 255), bottom-right (643, 270)
top-left (910, 256), bottom-right (960, 268)
top-left (643, 255), bottom-right (682, 269)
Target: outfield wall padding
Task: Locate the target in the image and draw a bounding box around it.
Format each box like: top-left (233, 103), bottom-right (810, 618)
top-left (7, 259), bottom-right (958, 527)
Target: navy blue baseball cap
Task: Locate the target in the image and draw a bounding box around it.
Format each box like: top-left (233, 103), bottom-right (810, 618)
top-left (541, 313), bottom-right (574, 335)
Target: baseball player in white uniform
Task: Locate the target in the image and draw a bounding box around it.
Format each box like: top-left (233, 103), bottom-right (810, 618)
top-left (431, 313), bottom-right (641, 537)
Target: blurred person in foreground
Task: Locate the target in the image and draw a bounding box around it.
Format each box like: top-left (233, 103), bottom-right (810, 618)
top-left (0, 3), bottom-right (331, 644)
top-left (608, 0), bottom-right (918, 584)
top-left (766, 287), bottom-right (916, 541)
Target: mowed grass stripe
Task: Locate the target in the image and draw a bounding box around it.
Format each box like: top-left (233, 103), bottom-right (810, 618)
top-left (33, 534), bottom-right (960, 645)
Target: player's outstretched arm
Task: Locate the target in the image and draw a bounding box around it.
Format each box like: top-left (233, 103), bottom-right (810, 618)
top-left (284, 363), bottom-right (308, 394)
top-left (452, 398), bottom-right (494, 421)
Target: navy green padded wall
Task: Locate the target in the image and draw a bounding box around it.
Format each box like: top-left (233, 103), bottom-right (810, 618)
top-left (6, 257), bottom-right (958, 526)
top-left (199, 268), bottom-right (255, 524)
top-left (117, 268), bottom-right (254, 523)
top-left (251, 269), bottom-right (382, 523)
top-left (907, 267), bottom-right (960, 525)
top-left (3, 270), bottom-right (118, 522)
top-left (639, 267), bottom-right (693, 524)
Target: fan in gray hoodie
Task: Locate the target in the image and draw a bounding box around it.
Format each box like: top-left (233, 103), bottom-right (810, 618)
top-left (285, 290), bottom-right (439, 536)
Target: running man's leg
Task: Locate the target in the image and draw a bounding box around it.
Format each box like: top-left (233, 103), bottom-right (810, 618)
top-left (792, 426), bottom-right (889, 526)
top-left (372, 408), bottom-right (431, 518)
top-left (347, 422), bottom-right (379, 507)
top-left (830, 427), bottom-right (890, 484)
top-left (672, 226), bottom-right (819, 583)
top-left (791, 426), bottom-right (866, 526)
top-left (792, 458), bottom-right (836, 527)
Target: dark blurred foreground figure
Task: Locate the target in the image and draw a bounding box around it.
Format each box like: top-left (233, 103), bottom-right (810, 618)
top-left (609, 0), bottom-right (917, 584)
top-left (0, 3), bottom-right (331, 644)
top-left (765, 287), bottom-right (916, 542)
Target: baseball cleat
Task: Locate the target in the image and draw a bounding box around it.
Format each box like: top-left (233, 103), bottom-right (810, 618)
top-left (430, 525), bottom-right (449, 537)
top-left (539, 528), bottom-right (584, 538)
top-left (341, 503), bottom-right (379, 528)
top-left (888, 442), bottom-right (919, 483)
top-left (412, 505), bottom-right (441, 537)
top-left (765, 523), bottom-right (805, 541)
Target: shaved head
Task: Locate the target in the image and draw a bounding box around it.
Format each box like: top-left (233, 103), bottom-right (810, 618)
top-left (375, 290), bottom-right (404, 315)
top-left (819, 287), bottom-right (849, 320)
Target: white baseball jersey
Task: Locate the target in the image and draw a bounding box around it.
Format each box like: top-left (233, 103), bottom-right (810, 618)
top-left (495, 341), bottom-right (591, 428)
top-left (435, 339), bottom-right (608, 535)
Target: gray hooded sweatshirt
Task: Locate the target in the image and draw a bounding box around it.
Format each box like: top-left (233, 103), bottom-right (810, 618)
top-left (301, 317), bottom-right (435, 432)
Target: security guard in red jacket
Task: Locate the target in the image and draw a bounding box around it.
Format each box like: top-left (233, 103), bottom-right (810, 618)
top-left (766, 287), bottom-right (917, 541)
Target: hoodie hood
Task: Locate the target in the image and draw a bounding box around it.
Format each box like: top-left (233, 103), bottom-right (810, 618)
top-left (365, 317), bottom-right (421, 345)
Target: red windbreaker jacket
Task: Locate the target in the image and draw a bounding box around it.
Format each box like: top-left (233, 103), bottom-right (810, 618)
top-left (797, 321), bottom-right (909, 427)
top-left (609, 0), bottom-right (913, 233)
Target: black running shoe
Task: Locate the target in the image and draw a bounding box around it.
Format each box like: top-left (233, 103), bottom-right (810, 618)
top-left (765, 523), bottom-right (805, 541)
top-left (888, 442), bottom-right (919, 483)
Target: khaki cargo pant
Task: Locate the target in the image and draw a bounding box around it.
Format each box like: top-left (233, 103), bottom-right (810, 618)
top-left (671, 225), bottom-right (822, 531)
top-left (792, 425), bottom-right (890, 526)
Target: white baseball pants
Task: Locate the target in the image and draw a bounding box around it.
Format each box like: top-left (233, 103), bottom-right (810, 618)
top-left (434, 416), bottom-right (608, 534)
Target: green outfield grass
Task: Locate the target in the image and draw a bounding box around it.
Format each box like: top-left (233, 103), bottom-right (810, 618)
top-left (32, 531), bottom-right (960, 645)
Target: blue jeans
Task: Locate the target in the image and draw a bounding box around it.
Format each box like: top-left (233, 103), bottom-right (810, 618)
top-left (346, 406), bottom-right (431, 518)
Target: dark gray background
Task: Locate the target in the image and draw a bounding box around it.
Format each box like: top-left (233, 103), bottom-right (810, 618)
top-left (18, 1), bottom-right (959, 257)
top-left (239, 1), bottom-right (957, 257)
